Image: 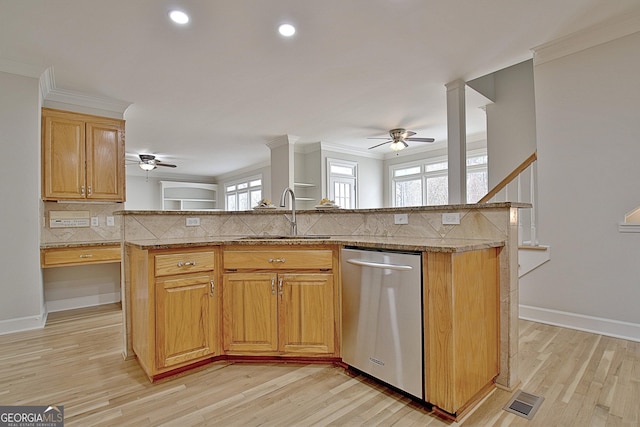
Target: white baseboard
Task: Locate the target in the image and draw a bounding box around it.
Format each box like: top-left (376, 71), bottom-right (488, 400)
top-left (520, 304), bottom-right (640, 342)
top-left (0, 305), bottom-right (47, 335)
top-left (46, 292), bottom-right (121, 313)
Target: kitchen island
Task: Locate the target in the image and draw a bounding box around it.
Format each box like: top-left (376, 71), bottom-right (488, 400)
top-left (119, 203), bottom-right (523, 419)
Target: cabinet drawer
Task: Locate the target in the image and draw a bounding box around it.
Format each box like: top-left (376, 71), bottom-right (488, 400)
top-left (223, 249), bottom-right (333, 270)
top-left (41, 245), bottom-right (121, 268)
top-left (155, 251), bottom-right (215, 277)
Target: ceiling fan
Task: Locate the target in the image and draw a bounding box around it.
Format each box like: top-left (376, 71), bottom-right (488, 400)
top-left (137, 154), bottom-right (177, 171)
top-left (368, 128), bottom-right (435, 152)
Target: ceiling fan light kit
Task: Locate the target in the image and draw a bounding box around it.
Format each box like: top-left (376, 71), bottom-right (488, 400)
top-left (139, 162), bottom-right (156, 171)
top-left (136, 154), bottom-right (177, 171)
top-left (368, 128), bottom-right (435, 151)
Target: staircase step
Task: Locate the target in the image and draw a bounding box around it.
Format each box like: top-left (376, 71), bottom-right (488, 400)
top-left (519, 245), bottom-right (550, 277)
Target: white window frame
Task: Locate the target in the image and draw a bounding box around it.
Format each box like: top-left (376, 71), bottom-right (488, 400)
top-left (327, 158), bottom-right (358, 209)
top-left (390, 150), bottom-right (487, 207)
top-left (224, 174), bottom-right (262, 211)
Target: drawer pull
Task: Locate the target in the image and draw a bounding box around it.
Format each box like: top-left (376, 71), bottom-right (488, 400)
top-left (268, 258), bottom-right (286, 263)
top-left (177, 261), bottom-right (197, 267)
top-left (210, 280), bottom-right (215, 297)
top-left (271, 277), bottom-right (276, 295)
top-left (79, 254), bottom-right (93, 258)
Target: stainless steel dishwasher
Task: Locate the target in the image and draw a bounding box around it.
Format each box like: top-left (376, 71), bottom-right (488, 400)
top-left (341, 247), bottom-right (423, 399)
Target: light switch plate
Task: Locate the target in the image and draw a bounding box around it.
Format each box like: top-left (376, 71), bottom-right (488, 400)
top-left (186, 217), bottom-right (200, 227)
top-left (106, 216), bottom-right (115, 227)
top-left (91, 216), bottom-right (99, 227)
top-left (442, 212), bottom-right (461, 225)
top-left (394, 214), bottom-right (409, 225)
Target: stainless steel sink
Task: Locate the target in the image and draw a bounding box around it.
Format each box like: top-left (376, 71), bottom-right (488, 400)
top-left (239, 235), bottom-right (331, 240)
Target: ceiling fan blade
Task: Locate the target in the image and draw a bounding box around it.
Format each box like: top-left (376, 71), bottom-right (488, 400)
top-left (405, 137), bottom-right (435, 143)
top-left (368, 140), bottom-right (392, 149)
top-left (156, 161), bottom-right (177, 168)
top-left (367, 137), bottom-right (391, 140)
top-left (404, 130), bottom-right (416, 138)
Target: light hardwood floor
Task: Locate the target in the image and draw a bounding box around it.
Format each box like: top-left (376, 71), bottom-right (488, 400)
top-left (0, 304), bottom-right (638, 426)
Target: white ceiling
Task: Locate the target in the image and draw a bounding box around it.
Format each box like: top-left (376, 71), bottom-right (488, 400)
top-left (2, 0), bottom-right (639, 179)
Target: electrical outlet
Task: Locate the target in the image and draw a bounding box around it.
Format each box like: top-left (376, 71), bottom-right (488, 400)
top-left (91, 217), bottom-right (99, 227)
top-left (106, 216), bottom-right (115, 226)
top-left (442, 212), bottom-right (461, 225)
top-left (394, 214), bottom-right (409, 225)
top-left (186, 217), bottom-right (200, 227)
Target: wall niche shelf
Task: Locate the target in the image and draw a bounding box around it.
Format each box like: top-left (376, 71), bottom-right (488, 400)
top-left (294, 182), bottom-right (317, 205)
top-left (161, 181), bottom-right (218, 211)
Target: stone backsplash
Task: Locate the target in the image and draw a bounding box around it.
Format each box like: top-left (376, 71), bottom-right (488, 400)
top-left (40, 201), bottom-right (123, 244)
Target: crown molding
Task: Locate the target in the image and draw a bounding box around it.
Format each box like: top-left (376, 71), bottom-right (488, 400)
top-left (533, 12), bottom-right (640, 66)
top-left (265, 134), bottom-right (300, 149)
top-left (320, 141), bottom-right (384, 160)
top-left (38, 66), bottom-right (131, 116)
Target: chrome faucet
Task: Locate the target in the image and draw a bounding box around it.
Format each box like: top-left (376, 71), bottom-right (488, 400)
top-left (279, 187), bottom-right (297, 236)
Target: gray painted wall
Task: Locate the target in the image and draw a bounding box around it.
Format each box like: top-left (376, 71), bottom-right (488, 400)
top-left (0, 71), bottom-right (45, 332)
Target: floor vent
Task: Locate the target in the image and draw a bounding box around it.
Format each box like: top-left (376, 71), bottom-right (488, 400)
top-left (503, 390), bottom-right (544, 420)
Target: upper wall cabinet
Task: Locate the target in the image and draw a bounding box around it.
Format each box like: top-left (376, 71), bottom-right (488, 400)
top-left (42, 108), bottom-right (126, 202)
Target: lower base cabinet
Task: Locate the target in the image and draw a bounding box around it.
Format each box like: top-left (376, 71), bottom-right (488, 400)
top-left (424, 248), bottom-right (500, 416)
top-left (127, 241), bottom-right (498, 420)
top-left (222, 245), bottom-right (338, 357)
top-left (129, 245), bottom-right (220, 379)
top-left (222, 272), bottom-right (335, 355)
top-left (156, 273), bottom-right (217, 369)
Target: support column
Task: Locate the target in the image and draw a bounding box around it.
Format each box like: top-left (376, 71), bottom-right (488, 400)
top-left (266, 135), bottom-right (298, 201)
top-left (446, 80), bottom-right (467, 204)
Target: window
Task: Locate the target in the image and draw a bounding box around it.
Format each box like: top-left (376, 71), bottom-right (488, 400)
top-left (327, 158), bottom-right (357, 209)
top-left (225, 176), bottom-right (262, 211)
top-left (391, 152), bottom-right (487, 207)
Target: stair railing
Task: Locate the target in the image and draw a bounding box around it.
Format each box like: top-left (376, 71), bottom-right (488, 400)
top-left (478, 152), bottom-right (538, 246)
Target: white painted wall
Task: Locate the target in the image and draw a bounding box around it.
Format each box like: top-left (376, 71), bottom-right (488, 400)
top-left (125, 175), bottom-right (163, 210)
top-left (521, 31), bottom-right (640, 339)
top-left (484, 60), bottom-right (537, 187)
top-left (43, 263), bottom-right (121, 312)
top-left (0, 71), bottom-right (45, 333)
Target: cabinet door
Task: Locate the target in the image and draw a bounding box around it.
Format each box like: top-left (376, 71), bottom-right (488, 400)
top-left (279, 273), bottom-right (335, 354)
top-left (156, 273), bottom-right (217, 369)
top-left (85, 120), bottom-right (125, 201)
top-left (222, 273), bottom-right (278, 353)
top-left (42, 114), bottom-right (86, 200)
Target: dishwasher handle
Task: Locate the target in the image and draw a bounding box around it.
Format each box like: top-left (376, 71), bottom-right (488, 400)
top-left (345, 258), bottom-right (414, 271)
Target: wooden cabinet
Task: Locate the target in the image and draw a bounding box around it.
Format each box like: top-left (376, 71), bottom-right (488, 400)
top-left (222, 246), bottom-right (337, 356)
top-left (156, 273), bottom-right (216, 369)
top-left (41, 244), bottom-right (121, 268)
top-left (424, 248), bottom-right (499, 417)
top-left (42, 108), bottom-right (125, 201)
top-left (222, 272), bottom-right (278, 353)
top-left (129, 246), bottom-right (219, 379)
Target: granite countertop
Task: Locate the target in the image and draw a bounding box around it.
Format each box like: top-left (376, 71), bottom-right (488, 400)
top-left (116, 201), bottom-right (531, 216)
top-left (40, 241), bottom-right (121, 250)
top-left (124, 235), bottom-right (504, 253)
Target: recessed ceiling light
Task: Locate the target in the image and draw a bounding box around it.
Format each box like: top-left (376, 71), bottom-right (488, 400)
top-left (169, 10), bottom-right (189, 25)
top-left (278, 23), bottom-right (296, 37)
